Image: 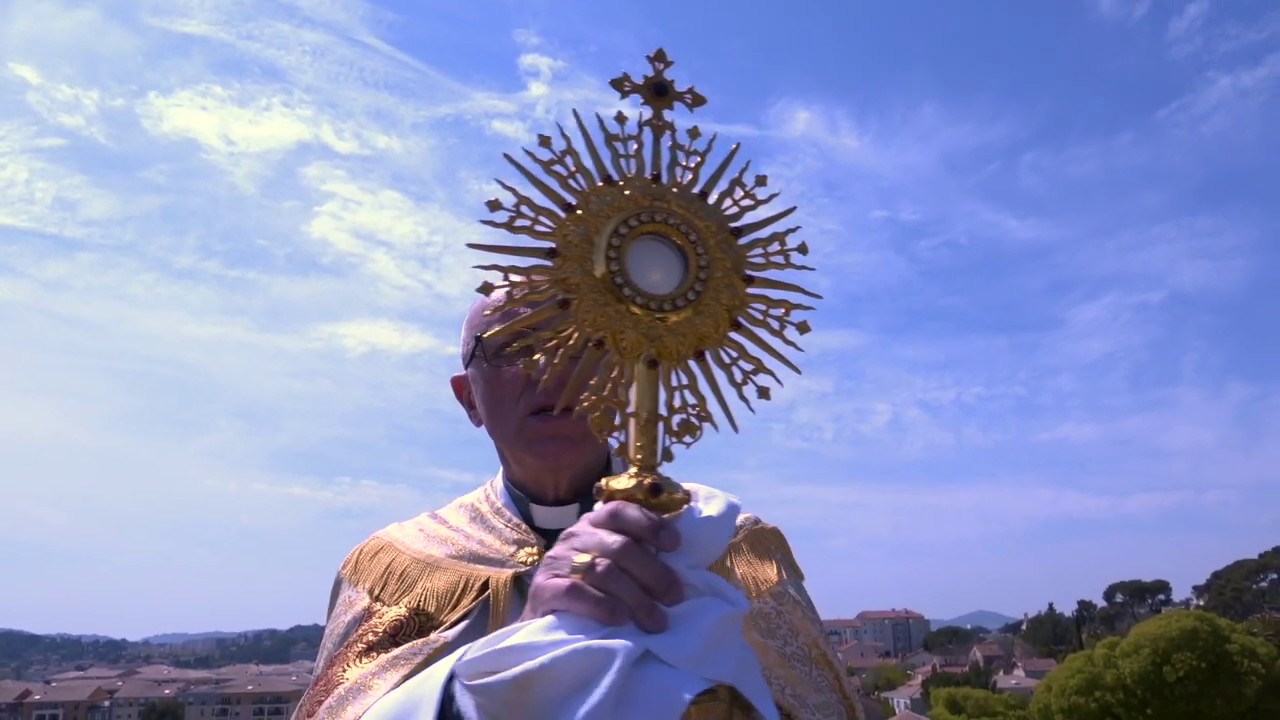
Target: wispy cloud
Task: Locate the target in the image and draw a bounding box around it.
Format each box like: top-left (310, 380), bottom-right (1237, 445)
top-left (0, 1), bottom-right (617, 635)
top-left (2, 0), bottom-right (1276, 635)
top-left (1158, 51), bottom-right (1280, 133)
top-left (1167, 0), bottom-right (1212, 52)
top-left (1093, 0), bottom-right (1153, 23)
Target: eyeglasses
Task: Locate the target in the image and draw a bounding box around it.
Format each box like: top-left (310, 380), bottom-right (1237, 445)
top-left (464, 331), bottom-right (538, 370)
top-left (464, 331), bottom-right (589, 370)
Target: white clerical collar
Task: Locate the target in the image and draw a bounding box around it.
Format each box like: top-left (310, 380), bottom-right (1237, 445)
top-left (527, 502), bottom-right (581, 530)
top-left (496, 468), bottom-right (591, 531)
top-left (495, 455), bottom-right (623, 532)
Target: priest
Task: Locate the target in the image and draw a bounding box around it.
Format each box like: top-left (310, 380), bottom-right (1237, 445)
top-left (293, 290), bottom-right (861, 719)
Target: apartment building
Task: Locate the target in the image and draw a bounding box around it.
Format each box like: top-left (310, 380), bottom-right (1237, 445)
top-left (181, 678), bottom-right (304, 720)
top-left (108, 682), bottom-right (183, 720)
top-left (854, 609), bottom-right (931, 656)
top-left (0, 683), bottom-right (42, 720)
top-left (20, 683), bottom-right (112, 720)
top-left (821, 618), bottom-right (867, 647)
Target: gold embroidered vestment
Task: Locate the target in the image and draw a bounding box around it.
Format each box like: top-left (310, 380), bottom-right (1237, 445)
top-left (295, 477), bottom-right (862, 720)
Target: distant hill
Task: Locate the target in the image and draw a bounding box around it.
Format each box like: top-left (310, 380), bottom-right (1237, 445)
top-left (0, 630), bottom-right (120, 642)
top-left (141, 631), bottom-right (245, 645)
top-left (932, 610), bottom-right (1018, 630)
top-left (0, 625), bottom-right (324, 677)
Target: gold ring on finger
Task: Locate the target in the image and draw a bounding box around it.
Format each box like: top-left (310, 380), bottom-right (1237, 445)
top-left (568, 551), bottom-right (596, 581)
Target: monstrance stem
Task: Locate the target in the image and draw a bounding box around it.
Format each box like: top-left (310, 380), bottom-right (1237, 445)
top-left (627, 357), bottom-right (661, 475)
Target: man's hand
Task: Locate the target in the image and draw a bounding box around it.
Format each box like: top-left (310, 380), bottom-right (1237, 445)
top-left (521, 501), bottom-right (684, 633)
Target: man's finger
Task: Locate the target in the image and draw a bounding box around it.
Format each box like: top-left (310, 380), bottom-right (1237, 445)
top-left (578, 530), bottom-right (683, 608)
top-left (580, 555), bottom-right (668, 633)
top-left (584, 502), bottom-right (682, 552)
top-left (540, 577), bottom-right (628, 626)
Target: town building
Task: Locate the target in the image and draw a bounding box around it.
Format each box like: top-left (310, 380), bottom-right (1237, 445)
top-left (854, 609), bottom-right (931, 656)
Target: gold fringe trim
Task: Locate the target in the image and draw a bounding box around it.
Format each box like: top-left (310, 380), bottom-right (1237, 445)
top-left (338, 535), bottom-right (521, 629)
top-left (709, 520), bottom-right (804, 600)
top-left (486, 570), bottom-right (516, 633)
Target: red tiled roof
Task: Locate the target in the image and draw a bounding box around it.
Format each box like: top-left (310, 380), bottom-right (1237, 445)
top-left (210, 677), bottom-right (308, 695)
top-left (974, 642), bottom-right (1006, 656)
top-left (857, 609), bottom-right (925, 620)
top-left (1020, 657), bottom-right (1058, 671)
top-left (27, 684), bottom-right (109, 703)
top-left (994, 674), bottom-right (1041, 691)
top-left (46, 667), bottom-right (129, 681)
top-left (837, 640), bottom-right (885, 653)
top-left (845, 656), bottom-right (893, 671)
top-left (0, 681), bottom-right (43, 703)
top-left (130, 665), bottom-right (217, 683)
top-left (111, 681), bottom-right (184, 700)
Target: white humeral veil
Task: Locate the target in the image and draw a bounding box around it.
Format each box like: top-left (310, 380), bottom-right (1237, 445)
top-left (363, 483), bottom-right (778, 720)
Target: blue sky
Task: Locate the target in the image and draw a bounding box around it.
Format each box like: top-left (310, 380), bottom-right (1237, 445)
top-left (1, 0), bottom-right (1276, 639)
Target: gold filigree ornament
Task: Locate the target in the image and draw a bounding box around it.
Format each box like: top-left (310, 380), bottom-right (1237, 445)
top-left (471, 49), bottom-right (819, 515)
top-left (513, 546), bottom-right (545, 568)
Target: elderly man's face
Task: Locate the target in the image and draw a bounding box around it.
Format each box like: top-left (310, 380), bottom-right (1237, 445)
top-left (449, 295), bottom-right (606, 471)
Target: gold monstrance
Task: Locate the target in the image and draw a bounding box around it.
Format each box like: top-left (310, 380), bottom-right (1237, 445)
top-left (471, 49), bottom-right (819, 513)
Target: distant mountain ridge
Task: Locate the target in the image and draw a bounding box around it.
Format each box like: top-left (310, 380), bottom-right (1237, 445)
top-left (930, 610), bottom-right (1018, 630)
top-left (0, 625), bottom-right (324, 677)
top-left (141, 631), bottom-right (251, 645)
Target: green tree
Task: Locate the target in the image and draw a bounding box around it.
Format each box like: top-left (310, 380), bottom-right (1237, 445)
top-left (1030, 610), bottom-right (1277, 720)
top-left (1243, 612), bottom-right (1280, 650)
top-left (1242, 612), bottom-right (1280, 717)
top-left (140, 700), bottom-right (184, 720)
top-left (1101, 579), bottom-right (1173, 625)
top-left (1193, 545), bottom-right (1280, 622)
top-left (930, 687), bottom-right (1029, 720)
top-left (924, 625), bottom-right (978, 652)
top-left (1021, 603), bottom-right (1074, 658)
top-left (922, 661), bottom-right (993, 700)
top-left (997, 620), bottom-right (1022, 636)
top-left (865, 663), bottom-right (909, 693)
top-left (1070, 599), bottom-right (1098, 650)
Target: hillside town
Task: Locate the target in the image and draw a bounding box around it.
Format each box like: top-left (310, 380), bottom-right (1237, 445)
top-left (0, 608), bottom-right (945, 720)
top-left (0, 608), bottom-right (1023, 720)
top-left (822, 609), bottom-right (1051, 718)
top-left (3, 539), bottom-right (1277, 720)
top-left (0, 662), bottom-right (313, 720)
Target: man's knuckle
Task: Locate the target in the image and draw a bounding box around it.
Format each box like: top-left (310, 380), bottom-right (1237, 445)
top-left (593, 556), bottom-right (617, 578)
top-left (599, 532), bottom-right (631, 558)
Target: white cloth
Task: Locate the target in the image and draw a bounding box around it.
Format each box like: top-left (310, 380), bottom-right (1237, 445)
top-left (366, 483), bottom-right (778, 720)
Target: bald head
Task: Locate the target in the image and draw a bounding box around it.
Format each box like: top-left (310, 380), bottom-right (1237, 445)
top-left (459, 286), bottom-right (548, 367)
top-left (459, 291), bottom-right (501, 367)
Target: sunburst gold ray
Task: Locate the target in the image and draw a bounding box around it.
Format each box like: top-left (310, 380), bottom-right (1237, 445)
top-left (698, 142), bottom-right (740, 198)
top-left (745, 275), bottom-right (822, 300)
top-left (692, 353), bottom-right (739, 434)
top-left (502, 153), bottom-right (573, 212)
top-left (734, 206), bottom-right (798, 238)
top-left (595, 112), bottom-right (645, 180)
top-left (572, 110), bottom-right (612, 182)
top-left (556, 341), bottom-right (606, 415)
top-left (466, 243), bottom-right (555, 261)
top-left (473, 263), bottom-right (555, 280)
top-left (741, 295), bottom-right (816, 352)
top-left (478, 299), bottom-right (564, 344)
top-left (731, 322), bottom-right (801, 376)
